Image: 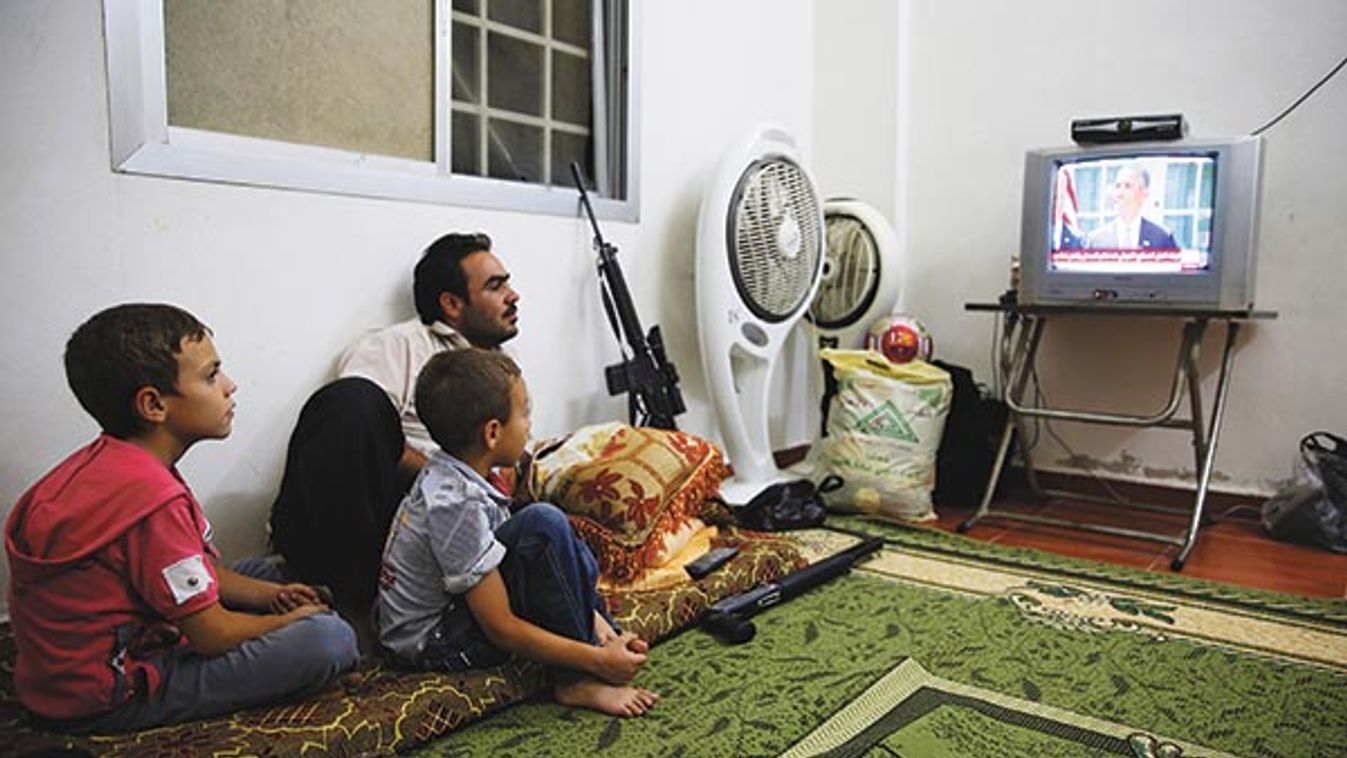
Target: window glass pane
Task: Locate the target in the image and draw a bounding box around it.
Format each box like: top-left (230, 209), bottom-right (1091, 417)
top-left (452, 111), bottom-right (480, 174)
top-left (1200, 164), bottom-right (1216, 208)
top-left (451, 22), bottom-right (481, 104)
top-left (1164, 163), bottom-right (1195, 209)
top-left (551, 50), bottom-right (591, 126)
top-left (552, 0), bottom-right (591, 48)
top-left (487, 119), bottom-right (543, 183)
top-left (1164, 215), bottom-right (1192, 249)
top-left (453, 0), bottom-right (480, 13)
top-left (1198, 214), bottom-right (1212, 249)
top-left (552, 132), bottom-right (591, 189)
top-left (488, 0), bottom-right (542, 33)
top-left (1075, 166), bottom-right (1101, 213)
top-left (487, 32), bottom-right (543, 117)
top-left (164, 0), bottom-right (434, 161)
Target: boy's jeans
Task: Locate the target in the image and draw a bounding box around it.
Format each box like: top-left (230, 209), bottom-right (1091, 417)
top-left (60, 560), bottom-right (358, 734)
top-left (419, 502), bottom-right (615, 684)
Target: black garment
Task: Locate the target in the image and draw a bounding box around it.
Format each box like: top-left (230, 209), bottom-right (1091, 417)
top-left (930, 360), bottom-right (1007, 509)
top-left (269, 377), bottom-right (405, 611)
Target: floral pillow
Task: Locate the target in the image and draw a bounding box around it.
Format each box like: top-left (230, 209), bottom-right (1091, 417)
top-left (523, 422), bottom-right (731, 581)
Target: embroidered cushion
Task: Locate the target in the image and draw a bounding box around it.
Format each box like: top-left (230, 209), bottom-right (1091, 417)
top-left (525, 422), bottom-right (731, 581)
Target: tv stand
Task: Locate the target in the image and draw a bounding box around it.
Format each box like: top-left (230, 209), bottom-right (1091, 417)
top-left (961, 302), bottom-right (1276, 570)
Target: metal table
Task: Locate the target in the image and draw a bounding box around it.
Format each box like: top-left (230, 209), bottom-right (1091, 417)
top-left (960, 302), bottom-right (1276, 570)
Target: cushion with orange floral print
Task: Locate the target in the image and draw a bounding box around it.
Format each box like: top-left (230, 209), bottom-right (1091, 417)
top-left (524, 422), bottom-right (731, 581)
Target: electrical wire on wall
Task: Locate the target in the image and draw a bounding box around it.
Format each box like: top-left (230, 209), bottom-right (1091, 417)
top-left (1250, 52), bottom-right (1347, 136)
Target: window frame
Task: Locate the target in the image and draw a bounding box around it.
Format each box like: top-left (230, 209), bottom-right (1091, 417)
top-left (103, 0), bottom-right (640, 221)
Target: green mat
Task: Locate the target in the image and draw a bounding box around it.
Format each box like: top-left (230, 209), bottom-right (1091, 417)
top-left (412, 521), bottom-right (1347, 757)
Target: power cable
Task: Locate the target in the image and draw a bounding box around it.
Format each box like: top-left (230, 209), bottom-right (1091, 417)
top-left (1250, 52), bottom-right (1347, 136)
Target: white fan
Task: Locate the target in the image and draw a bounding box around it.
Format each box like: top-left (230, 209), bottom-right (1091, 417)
top-left (810, 199), bottom-right (905, 350)
top-left (696, 128), bottom-right (826, 505)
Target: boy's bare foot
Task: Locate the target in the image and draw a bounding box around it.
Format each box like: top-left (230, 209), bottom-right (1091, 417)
top-left (555, 678), bottom-right (660, 717)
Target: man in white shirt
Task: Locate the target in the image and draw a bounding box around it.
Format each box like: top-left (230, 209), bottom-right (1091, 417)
top-left (1085, 164), bottom-right (1179, 250)
top-left (268, 233), bottom-right (520, 618)
top-left (338, 233), bottom-right (520, 482)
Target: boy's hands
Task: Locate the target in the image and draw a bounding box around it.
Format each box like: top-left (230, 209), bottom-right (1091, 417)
top-left (281, 603), bottom-right (328, 622)
top-left (591, 631), bottom-right (650, 685)
top-left (594, 610), bottom-right (620, 646)
top-left (268, 583), bottom-right (329, 614)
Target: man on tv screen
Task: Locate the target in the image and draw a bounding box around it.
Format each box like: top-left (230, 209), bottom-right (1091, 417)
top-left (1085, 164), bottom-right (1179, 250)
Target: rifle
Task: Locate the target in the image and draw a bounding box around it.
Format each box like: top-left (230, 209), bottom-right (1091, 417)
top-left (701, 536), bottom-right (884, 644)
top-left (570, 162), bottom-right (686, 430)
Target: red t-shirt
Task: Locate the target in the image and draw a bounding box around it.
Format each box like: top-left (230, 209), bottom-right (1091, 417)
top-left (5, 436), bottom-right (221, 720)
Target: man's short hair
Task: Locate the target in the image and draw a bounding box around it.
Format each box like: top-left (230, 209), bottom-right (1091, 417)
top-left (416, 348), bottom-right (521, 454)
top-left (1123, 163), bottom-right (1152, 189)
top-left (65, 303), bottom-right (210, 439)
top-left (414, 233), bottom-right (493, 325)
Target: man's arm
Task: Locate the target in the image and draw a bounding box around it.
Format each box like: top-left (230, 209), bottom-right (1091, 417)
top-left (336, 325), bottom-right (417, 419)
top-left (339, 327), bottom-right (433, 489)
top-left (465, 570), bottom-right (648, 685)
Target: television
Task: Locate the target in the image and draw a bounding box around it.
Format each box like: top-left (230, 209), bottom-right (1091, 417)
top-left (1018, 136), bottom-right (1263, 311)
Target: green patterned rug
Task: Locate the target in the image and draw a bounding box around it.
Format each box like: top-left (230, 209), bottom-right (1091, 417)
top-left (413, 520), bottom-right (1347, 757)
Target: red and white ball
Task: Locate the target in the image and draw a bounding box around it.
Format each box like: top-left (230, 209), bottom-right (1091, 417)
top-left (865, 313), bottom-right (933, 364)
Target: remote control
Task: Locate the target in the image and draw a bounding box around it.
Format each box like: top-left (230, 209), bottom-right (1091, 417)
top-left (685, 546), bottom-right (739, 580)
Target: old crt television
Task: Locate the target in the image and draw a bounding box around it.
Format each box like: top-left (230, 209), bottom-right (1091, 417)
top-left (1018, 136), bottom-right (1263, 311)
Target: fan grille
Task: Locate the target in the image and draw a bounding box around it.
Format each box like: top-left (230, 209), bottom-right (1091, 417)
top-left (728, 158), bottom-right (823, 322)
top-left (810, 213), bottom-right (882, 328)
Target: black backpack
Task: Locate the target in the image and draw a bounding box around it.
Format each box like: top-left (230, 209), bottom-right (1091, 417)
top-left (1261, 432), bottom-right (1347, 553)
top-left (733, 476), bottom-right (840, 532)
top-left (930, 360), bottom-right (1008, 508)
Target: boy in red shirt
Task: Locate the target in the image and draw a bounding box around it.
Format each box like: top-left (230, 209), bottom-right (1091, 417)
top-left (5, 304), bottom-right (358, 733)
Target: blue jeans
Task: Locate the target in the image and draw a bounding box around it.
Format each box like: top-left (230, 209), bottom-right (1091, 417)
top-left (419, 503), bottom-right (614, 684)
top-left (60, 559), bottom-right (359, 734)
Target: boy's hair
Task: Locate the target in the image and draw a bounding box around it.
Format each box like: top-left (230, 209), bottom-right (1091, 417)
top-left (416, 348), bottom-right (521, 454)
top-left (414, 233), bottom-right (493, 325)
top-left (64, 303), bottom-right (210, 439)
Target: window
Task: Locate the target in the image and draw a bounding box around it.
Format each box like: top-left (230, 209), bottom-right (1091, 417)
top-left (1161, 160), bottom-right (1215, 250)
top-left (106, 0), bottom-right (637, 219)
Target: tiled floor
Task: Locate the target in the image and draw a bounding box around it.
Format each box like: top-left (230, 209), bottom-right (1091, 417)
top-left (930, 487), bottom-right (1347, 599)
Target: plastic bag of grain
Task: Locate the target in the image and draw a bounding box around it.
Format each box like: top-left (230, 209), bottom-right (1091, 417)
top-left (816, 349), bottom-right (952, 521)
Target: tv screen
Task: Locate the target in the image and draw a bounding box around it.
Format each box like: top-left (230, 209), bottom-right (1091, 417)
top-left (1050, 154), bottom-right (1215, 275)
top-left (1019, 137), bottom-right (1262, 311)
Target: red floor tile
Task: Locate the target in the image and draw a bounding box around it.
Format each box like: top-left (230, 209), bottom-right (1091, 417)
top-left (1154, 529), bottom-right (1347, 597)
top-left (931, 493), bottom-right (1347, 599)
top-left (988, 523), bottom-right (1166, 570)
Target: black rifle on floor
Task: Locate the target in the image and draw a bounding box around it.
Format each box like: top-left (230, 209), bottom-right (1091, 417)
top-left (570, 162), bottom-right (685, 430)
top-left (701, 535), bottom-right (884, 644)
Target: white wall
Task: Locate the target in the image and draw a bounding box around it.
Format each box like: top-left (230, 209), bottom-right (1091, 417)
top-left (813, 0), bottom-right (903, 226)
top-left (0, 0), bottom-right (815, 611)
top-left (818, 0), bottom-right (1347, 495)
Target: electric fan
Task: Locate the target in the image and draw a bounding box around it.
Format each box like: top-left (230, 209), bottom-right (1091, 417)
top-left (809, 199), bottom-right (904, 350)
top-left (696, 128), bottom-right (826, 505)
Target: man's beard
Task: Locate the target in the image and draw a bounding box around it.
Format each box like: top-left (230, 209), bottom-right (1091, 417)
top-left (462, 306), bottom-right (519, 349)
